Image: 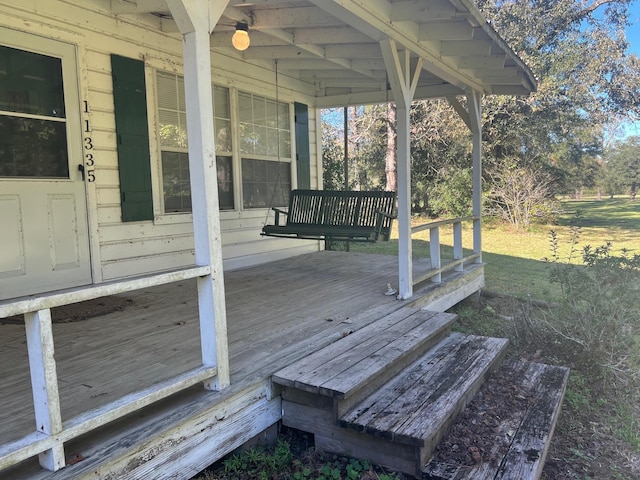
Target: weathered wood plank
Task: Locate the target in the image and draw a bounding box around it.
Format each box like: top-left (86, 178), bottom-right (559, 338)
top-left (272, 309), bottom-right (456, 398)
top-left (272, 307), bottom-right (423, 389)
top-left (0, 267), bottom-right (210, 318)
top-left (341, 335), bottom-right (508, 449)
top-left (319, 312), bottom-right (455, 399)
top-left (282, 401), bottom-right (419, 477)
top-left (423, 360), bottom-right (569, 480)
top-left (494, 364), bottom-right (569, 480)
top-left (339, 333), bottom-right (468, 432)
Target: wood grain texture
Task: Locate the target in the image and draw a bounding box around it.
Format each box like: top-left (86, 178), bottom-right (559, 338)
top-left (340, 335), bottom-right (508, 449)
top-left (423, 360), bottom-right (570, 480)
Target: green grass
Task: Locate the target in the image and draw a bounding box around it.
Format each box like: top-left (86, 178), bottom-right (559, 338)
top-left (351, 197), bottom-right (639, 300)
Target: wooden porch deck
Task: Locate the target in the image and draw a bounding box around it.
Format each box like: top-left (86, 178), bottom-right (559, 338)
top-left (0, 250), bottom-right (483, 478)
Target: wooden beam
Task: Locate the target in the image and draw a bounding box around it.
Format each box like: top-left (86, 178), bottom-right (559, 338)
top-left (380, 38), bottom-right (422, 300)
top-left (468, 90), bottom-right (483, 262)
top-left (110, 0), bottom-right (169, 14)
top-left (167, 0), bottom-right (231, 389)
top-left (25, 309), bottom-right (65, 471)
top-left (391, 0), bottom-right (459, 22)
top-left (446, 95), bottom-right (471, 130)
top-left (418, 21), bottom-right (474, 41)
top-left (308, 0), bottom-right (484, 93)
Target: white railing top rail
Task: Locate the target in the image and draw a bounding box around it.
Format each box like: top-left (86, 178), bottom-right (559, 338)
top-left (0, 266), bottom-right (210, 319)
top-left (411, 216), bottom-right (479, 234)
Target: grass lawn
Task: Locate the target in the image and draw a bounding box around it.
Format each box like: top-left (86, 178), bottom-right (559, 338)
top-left (352, 196), bottom-right (639, 300)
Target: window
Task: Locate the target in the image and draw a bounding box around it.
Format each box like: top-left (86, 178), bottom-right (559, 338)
top-left (238, 92), bottom-right (291, 208)
top-left (156, 71), bottom-right (233, 212)
top-left (0, 45), bottom-right (69, 178)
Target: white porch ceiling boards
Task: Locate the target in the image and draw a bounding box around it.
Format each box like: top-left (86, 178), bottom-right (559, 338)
top-left (110, 0), bottom-right (537, 106)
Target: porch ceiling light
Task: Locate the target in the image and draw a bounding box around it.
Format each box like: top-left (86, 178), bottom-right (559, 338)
top-left (232, 22), bottom-right (250, 51)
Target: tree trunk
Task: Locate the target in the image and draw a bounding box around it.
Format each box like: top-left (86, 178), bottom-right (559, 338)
top-left (385, 102), bottom-right (397, 192)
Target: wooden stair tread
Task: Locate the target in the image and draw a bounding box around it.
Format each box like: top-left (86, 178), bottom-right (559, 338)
top-left (423, 359), bottom-right (570, 480)
top-left (339, 333), bottom-right (509, 448)
top-left (272, 308), bottom-right (456, 399)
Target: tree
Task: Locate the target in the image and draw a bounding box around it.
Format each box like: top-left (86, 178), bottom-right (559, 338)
top-left (487, 162), bottom-right (557, 229)
top-left (477, 0), bottom-right (640, 200)
top-left (605, 136), bottom-right (640, 199)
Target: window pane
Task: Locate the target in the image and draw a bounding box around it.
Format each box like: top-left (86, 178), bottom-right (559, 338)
top-left (215, 118), bottom-right (231, 152)
top-left (157, 72), bottom-right (234, 213)
top-left (238, 91), bottom-right (290, 159)
top-left (239, 121), bottom-right (255, 155)
top-left (158, 110), bottom-right (187, 148)
top-left (162, 151), bottom-right (234, 212)
top-left (217, 156), bottom-right (234, 210)
top-left (156, 73), bottom-right (178, 110)
top-left (162, 151), bottom-right (191, 212)
top-left (242, 158), bottom-right (290, 208)
top-left (0, 116), bottom-right (68, 178)
top-left (213, 86), bottom-right (230, 117)
top-left (0, 45), bottom-right (65, 118)
top-left (238, 92), bottom-right (252, 123)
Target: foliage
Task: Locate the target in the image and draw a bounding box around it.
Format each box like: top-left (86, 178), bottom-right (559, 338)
top-left (545, 232), bottom-right (640, 385)
top-left (603, 135), bottom-right (640, 199)
top-left (428, 167), bottom-right (473, 217)
top-left (196, 436), bottom-right (400, 480)
top-left (486, 162), bottom-right (560, 228)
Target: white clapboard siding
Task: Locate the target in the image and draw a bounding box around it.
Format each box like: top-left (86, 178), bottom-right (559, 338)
top-left (0, 0), bottom-right (322, 288)
top-left (101, 251), bottom-right (197, 280)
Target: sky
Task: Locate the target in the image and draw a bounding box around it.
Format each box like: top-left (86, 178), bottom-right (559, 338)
top-left (621, 0), bottom-right (640, 138)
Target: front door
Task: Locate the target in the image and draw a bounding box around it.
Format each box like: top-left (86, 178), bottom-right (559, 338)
top-left (0, 30), bottom-right (91, 300)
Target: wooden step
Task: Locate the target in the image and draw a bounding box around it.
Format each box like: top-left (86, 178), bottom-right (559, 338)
top-left (335, 333), bottom-right (508, 476)
top-left (273, 308), bottom-right (457, 414)
top-left (424, 359), bottom-right (570, 480)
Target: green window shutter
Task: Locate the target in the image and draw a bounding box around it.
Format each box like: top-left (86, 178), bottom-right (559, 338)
top-left (294, 102), bottom-right (311, 189)
top-left (111, 54), bottom-right (154, 222)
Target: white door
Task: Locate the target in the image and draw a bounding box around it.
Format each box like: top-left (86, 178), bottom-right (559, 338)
top-left (0, 30), bottom-right (91, 300)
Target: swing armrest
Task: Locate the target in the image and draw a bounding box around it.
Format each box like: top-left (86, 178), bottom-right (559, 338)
top-left (271, 207), bottom-right (289, 226)
top-left (374, 209), bottom-right (397, 240)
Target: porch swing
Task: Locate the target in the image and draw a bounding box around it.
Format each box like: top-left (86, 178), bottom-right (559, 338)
top-left (260, 62), bottom-right (397, 243)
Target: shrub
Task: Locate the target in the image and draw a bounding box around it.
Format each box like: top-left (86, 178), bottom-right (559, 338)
top-left (545, 232), bottom-right (640, 386)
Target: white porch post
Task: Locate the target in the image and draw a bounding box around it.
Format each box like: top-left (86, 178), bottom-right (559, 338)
top-left (447, 92), bottom-right (483, 263)
top-left (380, 39), bottom-right (422, 300)
top-left (167, 0), bottom-right (230, 389)
top-left (467, 91), bottom-right (483, 263)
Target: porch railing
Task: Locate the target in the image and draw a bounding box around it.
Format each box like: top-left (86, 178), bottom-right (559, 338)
top-left (411, 216), bottom-right (482, 286)
top-left (0, 267), bottom-right (217, 473)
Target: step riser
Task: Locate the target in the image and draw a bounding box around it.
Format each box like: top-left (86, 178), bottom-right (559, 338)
top-left (282, 400), bottom-right (421, 477)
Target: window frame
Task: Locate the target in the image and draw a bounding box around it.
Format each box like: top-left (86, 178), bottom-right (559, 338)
top-left (153, 69), bottom-right (235, 216)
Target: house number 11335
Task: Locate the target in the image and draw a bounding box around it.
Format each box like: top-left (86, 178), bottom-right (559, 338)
top-left (82, 100), bottom-right (96, 182)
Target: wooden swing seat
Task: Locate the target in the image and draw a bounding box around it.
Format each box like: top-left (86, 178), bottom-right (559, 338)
top-left (261, 189), bottom-right (396, 243)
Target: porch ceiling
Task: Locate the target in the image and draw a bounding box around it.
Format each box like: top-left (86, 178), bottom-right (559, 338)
top-left (110, 0), bottom-right (537, 107)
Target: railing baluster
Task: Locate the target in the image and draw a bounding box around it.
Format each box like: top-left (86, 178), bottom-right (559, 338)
top-left (24, 309), bottom-right (65, 471)
top-left (410, 216), bottom-right (480, 286)
top-left (430, 227), bottom-right (442, 283)
top-left (453, 221), bottom-right (463, 272)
